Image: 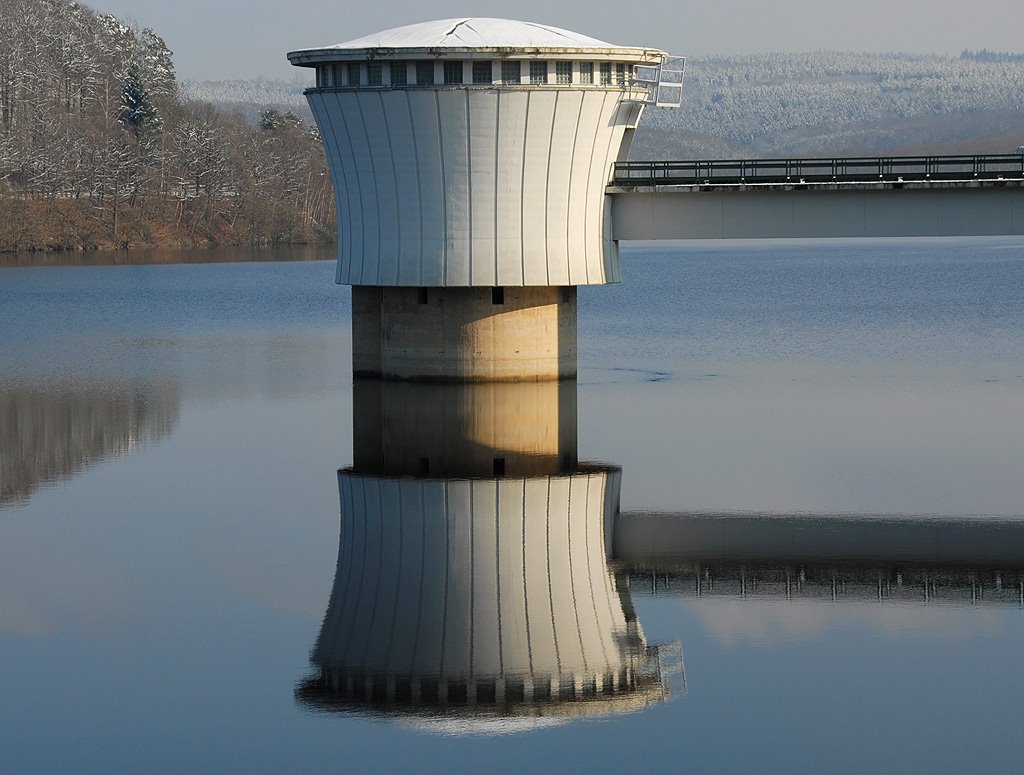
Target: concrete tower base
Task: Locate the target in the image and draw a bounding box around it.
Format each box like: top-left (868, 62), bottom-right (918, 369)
top-left (352, 379), bottom-right (578, 477)
top-left (352, 286), bottom-right (577, 382)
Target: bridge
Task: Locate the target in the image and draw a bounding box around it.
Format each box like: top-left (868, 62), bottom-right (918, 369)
top-left (614, 511), bottom-right (1024, 608)
top-left (610, 153), bottom-right (1024, 241)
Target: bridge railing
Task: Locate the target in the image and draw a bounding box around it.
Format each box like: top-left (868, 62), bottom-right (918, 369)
top-left (612, 154), bottom-right (1024, 187)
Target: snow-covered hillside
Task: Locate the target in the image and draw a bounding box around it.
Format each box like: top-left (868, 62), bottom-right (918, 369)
top-left (635, 51), bottom-right (1024, 157)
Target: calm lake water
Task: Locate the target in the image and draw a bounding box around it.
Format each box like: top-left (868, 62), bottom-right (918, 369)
top-left (2, 238), bottom-right (1024, 773)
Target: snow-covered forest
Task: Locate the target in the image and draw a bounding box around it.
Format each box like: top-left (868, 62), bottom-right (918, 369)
top-left (0, 0), bottom-right (333, 252)
top-left (182, 79), bottom-right (311, 125)
top-left (633, 51), bottom-right (1024, 158)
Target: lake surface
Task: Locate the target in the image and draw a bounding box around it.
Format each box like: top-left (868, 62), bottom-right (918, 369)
top-left (2, 238), bottom-right (1023, 772)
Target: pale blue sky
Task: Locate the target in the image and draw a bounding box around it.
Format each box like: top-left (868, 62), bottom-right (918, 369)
top-left (98, 0), bottom-right (1024, 81)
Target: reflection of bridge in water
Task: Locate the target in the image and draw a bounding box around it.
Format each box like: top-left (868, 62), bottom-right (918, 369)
top-left (615, 512), bottom-right (1024, 608)
top-left (299, 379), bottom-right (1024, 732)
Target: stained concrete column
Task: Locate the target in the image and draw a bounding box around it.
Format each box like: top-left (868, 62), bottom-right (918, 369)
top-left (352, 286), bottom-right (577, 382)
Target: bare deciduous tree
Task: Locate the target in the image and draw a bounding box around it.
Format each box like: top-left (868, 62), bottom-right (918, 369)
top-left (0, 0), bottom-right (335, 252)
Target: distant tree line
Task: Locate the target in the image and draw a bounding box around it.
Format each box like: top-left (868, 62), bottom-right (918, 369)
top-left (0, 0), bottom-right (334, 252)
top-left (960, 49), bottom-right (1024, 63)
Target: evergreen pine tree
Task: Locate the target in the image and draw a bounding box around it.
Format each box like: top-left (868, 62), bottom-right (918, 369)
top-left (120, 65), bottom-right (156, 136)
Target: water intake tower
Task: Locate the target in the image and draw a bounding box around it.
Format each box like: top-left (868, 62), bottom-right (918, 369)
top-left (289, 18), bottom-right (682, 380)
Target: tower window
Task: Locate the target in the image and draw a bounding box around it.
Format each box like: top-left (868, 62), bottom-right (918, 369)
top-left (395, 678), bottom-right (412, 702)
top-left (501, 60), bottom-right (520, 84)
top-left (599, 62), bottom-right (611, 85)
top-left (390, 61), bottom-right (407, 85)
top-left (421, 677), bottom-right (439, 703)
top-left (347, 62), bottom-right (360, 86)
top-left (555, 61), bottom-right (572, 84)
top-left (416, 61), bottom-right (434, 85)
top-left (614, 63), bottom-right (626, 85)
top-left (472, 60), bottom-right (492, 84)
top-left (333, 64), bottom-right (345, 86)
top-left (443, 60), bottom-right (463, 84)
top-left (448, 680), bottom-right (468, 704)
top-left (506, 679), bottom-right (525, 703)
top-left (579, 62), bottom-right (594, 84)
top-left (367, 61), bottom-right (382, 85)
top-left (529, 60), bottom-right (548, 85)
top-left (417, 287), bottom-right (428, 304)
top-left (491, 286), bottom-right (504, 305)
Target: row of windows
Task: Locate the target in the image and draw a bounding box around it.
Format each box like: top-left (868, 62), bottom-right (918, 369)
top-left (314, 60), bottom-right (633, 89)
top-left (322, 668), bottom-right (638, 705)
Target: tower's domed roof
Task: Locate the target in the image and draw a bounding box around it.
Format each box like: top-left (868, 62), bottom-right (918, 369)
top-left (288, 18), bottom-right (664, 67)
top-left (329, 18), bottom-right (618, 50)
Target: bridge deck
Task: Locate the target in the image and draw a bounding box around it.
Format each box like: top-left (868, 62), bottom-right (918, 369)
top-left (608, 154), bottom-right (1024, 240)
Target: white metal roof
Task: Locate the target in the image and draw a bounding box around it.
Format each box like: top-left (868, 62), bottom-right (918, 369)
top-left (326, 18), bottom-right (620, 50)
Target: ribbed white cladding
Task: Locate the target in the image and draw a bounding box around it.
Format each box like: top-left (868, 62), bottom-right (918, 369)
top-left (308, 88), bottom-right (640, 286)
top-left (316, 471), bottom-right (638, 680)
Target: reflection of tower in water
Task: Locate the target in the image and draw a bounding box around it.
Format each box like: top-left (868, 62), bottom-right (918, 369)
top-left (298, 380), bottom-right (681, 727)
